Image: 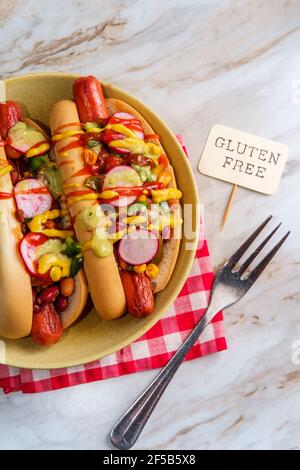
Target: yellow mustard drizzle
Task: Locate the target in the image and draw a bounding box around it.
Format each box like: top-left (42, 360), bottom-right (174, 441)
top-left (63, 182), bottom-right (81, 189)
top-left (26, 143), bottom-right (50, 158)
top-left (109, 225), bottom-right (136, 243)
top-left (52, 129), bottom-right (84, 142)
top-left (52, 123), bottom-right (161, 160)
top-left (0, 165), bottom-right (12, 177)
top-left (28, 209), bottom-right (74, 239)
top-left (106, 123), bottom-right (137, 139)
top-left (41, 228), bottom-right (74, 239)
top-left (38, 253), bottom-right (71, 279)
top-left (109, 138), bottom-right (161, 159)
top-left (67, 190), bottom-right (123, 208)
top-left (98, 190), bottom-right (119, 199)
top-left (123, 215), bottom-right (147, 225)
top-left (67, 193), bottom-right (100, 208)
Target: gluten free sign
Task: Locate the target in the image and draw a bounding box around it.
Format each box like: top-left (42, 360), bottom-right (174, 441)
top-left (198, 125), bottom-right (288, 194)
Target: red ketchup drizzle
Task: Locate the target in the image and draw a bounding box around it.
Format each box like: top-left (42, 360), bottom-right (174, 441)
top-left (59, 160), bottom-right (75, 167)
top-left (70, 166), bottom-right (94, 178)
top-left (27, 139), bottom-right (49, 151)
top-left (58, 138), bottom-right (84, 153)
top-left (53, 122), bottom-right (83, 133)
top-left (0, 191), bottom-right (12, 199)
top-left (66, 189), bottom-right (94, 198)
top-left (109, 116), bottom-right (143, 133)
top-left (14, 187), bottom-right (50, 196)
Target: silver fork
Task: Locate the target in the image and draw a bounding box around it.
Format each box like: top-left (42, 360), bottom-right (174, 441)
top-left (110, 216), bottom-right (290, 450)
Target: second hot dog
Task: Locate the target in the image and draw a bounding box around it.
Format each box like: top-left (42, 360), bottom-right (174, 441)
top-left (50, 100), bottom-right (127, 320)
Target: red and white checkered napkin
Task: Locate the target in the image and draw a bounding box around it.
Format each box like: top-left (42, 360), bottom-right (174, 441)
top-left (0, 239), bottom-right (227, 394)
top-left (0, 137), bottom-right (227, 394)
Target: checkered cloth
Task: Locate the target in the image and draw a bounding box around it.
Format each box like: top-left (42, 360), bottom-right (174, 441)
top-left (0, 137), bottom-right (227, 394)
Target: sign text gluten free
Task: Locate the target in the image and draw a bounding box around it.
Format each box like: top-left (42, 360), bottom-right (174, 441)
top-left (198, 125), bottom-right (288, 194)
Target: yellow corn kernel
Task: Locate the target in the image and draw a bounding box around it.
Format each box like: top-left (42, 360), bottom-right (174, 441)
top-left (152, 164), bottom-right (165, 178)
top-left (137, 195), bottom-right (147, 202)
top-left (50, 266), bottom-right (62, 282)
top-left (143, 190), bottom-right (149, 195)
top-left (158, 171), bottom-right (172, 185)
top-left (146, 263), bottom-right (159, 279)
top-left (26, 143), bottom-right (50, 158)
top-left (0, 165), bottom-right (12, 177)
top-left (133, 264), bottom-right (147, 273)
top-left (151, 188), bottom-right (182, 204)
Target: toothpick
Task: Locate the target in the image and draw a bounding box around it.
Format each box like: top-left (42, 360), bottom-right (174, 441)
top-left (221, 184), bottom-right (237, 230)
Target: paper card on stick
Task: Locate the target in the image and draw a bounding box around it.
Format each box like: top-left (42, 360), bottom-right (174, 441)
top-left (198, 125), bottom-right (288, 195)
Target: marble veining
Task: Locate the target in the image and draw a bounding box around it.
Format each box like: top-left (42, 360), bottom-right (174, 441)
top-left (0, 0), bottom-right (300, 450)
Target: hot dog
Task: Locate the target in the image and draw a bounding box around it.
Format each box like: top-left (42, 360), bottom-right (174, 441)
top-left (50, 76), bottom-right (182, 319)
top-left (50, 100), bottom-right (127, 320)
top-left (0, 100), bottom-right (88, 344)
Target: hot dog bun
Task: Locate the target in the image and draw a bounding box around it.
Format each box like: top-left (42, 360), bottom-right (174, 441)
top-left (60, 270), bottom-right (88, 328)
top-left (106, 98), bottom-right (181, 293)
top-left (49, 100), bottom-right (126, 320)
top-left (0, 146), bottom-right (33, 339)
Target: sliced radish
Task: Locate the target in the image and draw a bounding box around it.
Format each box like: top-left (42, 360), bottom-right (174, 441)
top-left (14, 179), bottom-right (52, 218)
top-left (113, 112), bottom-right (135, 120)
top-left (112, 147), bottom-right (129, 155)
top-left (103, 165), bottom-right (142, 207)
top-left (134, 130), bottom-right (144, 140)
top-left (8, 121), bottom-right (46, 154)
top-left (19, 232), bottom-right (51, 280)
top-left (118, 229), bottom-right (159, 265)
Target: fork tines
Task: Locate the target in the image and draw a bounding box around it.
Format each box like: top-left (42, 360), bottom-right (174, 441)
top-left (226, 215), bottom-right (290, 283)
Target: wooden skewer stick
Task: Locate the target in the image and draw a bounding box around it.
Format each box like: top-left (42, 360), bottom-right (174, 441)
top-left (221, 184), bottom-right (238, 230)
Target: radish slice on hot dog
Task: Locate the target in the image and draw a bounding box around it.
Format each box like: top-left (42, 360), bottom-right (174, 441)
top-left (107, 113), bottom-right (144, 153)
top-left (112, 112), bottom-right (144, 140)
top-left (19, 232), bottom-right (50, 279)
top-left (8, 121), bottom-right (46, 154)
top-left (103, 165), bottom-right (142, 207)
top-left (14, 178), bottom-right (52, 218)
top-left (118, 229), bottom-right (159, 265)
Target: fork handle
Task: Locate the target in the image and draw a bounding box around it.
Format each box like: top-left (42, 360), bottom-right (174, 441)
top-left (110, 312), bottom-right (211, 449)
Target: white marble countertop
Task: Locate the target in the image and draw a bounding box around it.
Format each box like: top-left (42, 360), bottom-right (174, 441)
top-left (0, 0), bottom-right (300, 450)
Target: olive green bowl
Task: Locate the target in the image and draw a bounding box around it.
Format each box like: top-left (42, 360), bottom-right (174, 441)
top-left (1, 73), bottom-right (199, 369)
